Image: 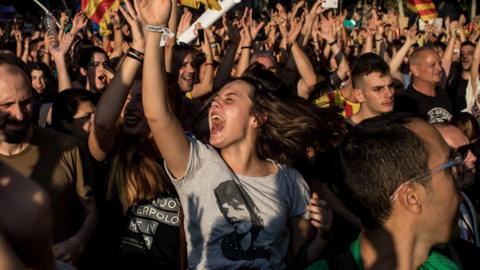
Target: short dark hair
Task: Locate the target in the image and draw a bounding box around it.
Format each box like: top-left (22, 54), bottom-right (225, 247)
top-left (351, 53), bottom-right (390, 89)
top-left (76, 46), bottom-right (109, 70)
top-left (339, 113), bottom-right (430, 229)
top-left (51, 88), bottom-right (96, 134)
top-left (461, 41), bottom-right (475, 49)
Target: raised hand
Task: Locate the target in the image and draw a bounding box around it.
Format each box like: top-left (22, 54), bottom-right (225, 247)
top-left (288, 16), bottom-right (304, 45)
top-left (119, 0), bottom-right (145, 50)
top-left (71, 11), bottom-right (88, 33)
top-left (318, 15), bottom-right (335, 43)
top-left (135, 0), bottom-right (171, 26)
top-left (178, 9), bottom-right (192, 36)
top-left (109, 9), bottom-right (121, 28)
top-left (49, 31), bottom-right (75, 58)
top-left (405, 26), bottom-right (418, 46)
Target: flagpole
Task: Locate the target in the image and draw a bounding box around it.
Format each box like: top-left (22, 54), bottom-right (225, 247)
top-left (32, 0), bottom-right (61, 28)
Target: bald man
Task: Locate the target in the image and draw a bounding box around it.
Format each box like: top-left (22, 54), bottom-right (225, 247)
top-left (435, 123), bottom-right (479, 247)
top-left (0, 54), bottom-right (96, 266)
top-left (395, 46), bottom-right (453, 123)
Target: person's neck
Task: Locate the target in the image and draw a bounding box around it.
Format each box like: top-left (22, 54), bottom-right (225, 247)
top-left (221, 139), bottom-right (274, 177)
top-left (412, 79), bottom-right (436, 97)
top-left (462, 69), bottom-right (471, 80)
top-left (361, 221), bottom-right (431, 270)
top-left (0, 127), bottom-right (33, 156)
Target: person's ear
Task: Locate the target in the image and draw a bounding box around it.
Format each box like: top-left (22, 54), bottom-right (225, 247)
top-left (397, 182), bottom-right (423, 215)
top-left (250, 113), bottom-right (268, 129)
top-left (352, 88), bottom-right (365, 103)
top-left (410, 64), bottom-right (420, 77)
top-left (79, 67), bottom-right (87, 76)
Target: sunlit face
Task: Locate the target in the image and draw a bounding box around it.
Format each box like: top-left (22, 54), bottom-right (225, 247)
top-left (460, 45), bottom-right (474, 71)
top-left (355, 72), bottom-right (394, 115)
top-left (209, 80), bottom-right (256, 149)
top-left (411, 50), bottom-right (443, 85)
top-left (0, 65), bottom-right (32, 144)
top-left (86, 52), bottom-right (110, 92)
top-left (122, 80), bottom-right (148, 137)
top-left (69, 100), bottom-right (95, 140)
top-left (178, 53), bottom-right (196, 93)
top-left (31, 69), bottom-right (46, 94)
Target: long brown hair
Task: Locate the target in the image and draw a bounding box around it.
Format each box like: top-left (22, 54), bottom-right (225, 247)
top-left (239, 64), bottom-right (345, 165)
top-left (106, 125), bottom-right (176, 214)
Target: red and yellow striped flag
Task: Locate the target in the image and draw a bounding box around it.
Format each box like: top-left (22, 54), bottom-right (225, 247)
top-left (406, 0), bottom-right (438, 21)
top-left (81, 0), bottom-right (120, 36)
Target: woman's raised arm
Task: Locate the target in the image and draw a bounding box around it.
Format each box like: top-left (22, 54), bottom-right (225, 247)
top-left (138, 0), bottom-right (190, 179)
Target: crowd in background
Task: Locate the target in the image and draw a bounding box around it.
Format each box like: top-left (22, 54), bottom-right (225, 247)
top-left (0, 0), bottom-right (480, 269)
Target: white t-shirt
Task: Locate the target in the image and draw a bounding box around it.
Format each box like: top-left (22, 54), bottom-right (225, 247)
top-left (165, 135), bottom-right (310, 270)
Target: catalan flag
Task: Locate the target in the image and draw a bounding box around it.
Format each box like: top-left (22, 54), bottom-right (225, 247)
top-left (407, 0), bottom-right (438, 21)
top-left (180, 0), bottom-right (221, 11)
top-left (81, 0), bottom-right (120, 36)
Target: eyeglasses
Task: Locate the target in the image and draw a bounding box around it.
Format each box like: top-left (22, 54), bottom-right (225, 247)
top-left (456, 142), bottom-right (475, 160)
top-left (410, 150), bottom-right (464, 183)
top-left (390, 150), bottom-right (464, 201)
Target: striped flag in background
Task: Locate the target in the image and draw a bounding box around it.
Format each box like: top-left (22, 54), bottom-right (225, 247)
top-left (81, 0), bottom-right (120, 36)
top-left (406, 0), bottom-right (438, 21)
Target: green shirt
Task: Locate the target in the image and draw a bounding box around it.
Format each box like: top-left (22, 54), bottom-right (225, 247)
top-left (306, 236), bottom-right (461, 270)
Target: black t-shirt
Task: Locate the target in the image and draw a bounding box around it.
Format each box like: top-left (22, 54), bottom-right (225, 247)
top-left (394, 84), bottom-right (453, 123)
top-left (116, 194), bottom-right (181, 269)
top-left (453, 78), bottom-right (469, 113)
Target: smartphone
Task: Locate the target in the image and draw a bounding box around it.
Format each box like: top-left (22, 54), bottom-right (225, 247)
top-left (198, 29), bottom-right (204, 43)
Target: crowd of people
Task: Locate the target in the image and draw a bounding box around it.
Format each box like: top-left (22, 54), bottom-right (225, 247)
top-left (0, 0), bottom-right (479, 269)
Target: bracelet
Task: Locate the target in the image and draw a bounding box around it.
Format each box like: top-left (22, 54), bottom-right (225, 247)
top-left (145, 24), bottom-right (167, 32)
top-left (375, 37), bottom-right (383, 42)
top-left (126, 51), bottom-right (143, 63)
top-left (128, 47), bottom-right (144, 58)
top-left (328, 40), bottom-right (337, 46)
top-left (145, 24), bottom-right (175, 47)
top-left (210, 43), bottom-right (218, 48)
top-left (241, 46), bottom-right (252, 50)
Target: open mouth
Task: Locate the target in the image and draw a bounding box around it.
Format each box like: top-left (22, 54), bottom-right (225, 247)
top-left (124, 114), bottom-right (141, 126)
top-left (210, 113), bottom-right (225, 135)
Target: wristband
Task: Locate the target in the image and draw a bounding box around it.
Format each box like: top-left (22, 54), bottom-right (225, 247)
top-left (210, 43), bottom-right (218, 48)
top-left (128, 47), bottom-right (144, 58)
top-left (126, 51), bottom-right (143, 63)
top-left (145, 24), bottom-right (175, 47)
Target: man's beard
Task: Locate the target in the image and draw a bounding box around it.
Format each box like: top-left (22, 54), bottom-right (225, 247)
top-left (2, 118), bottom-right (31, 144)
